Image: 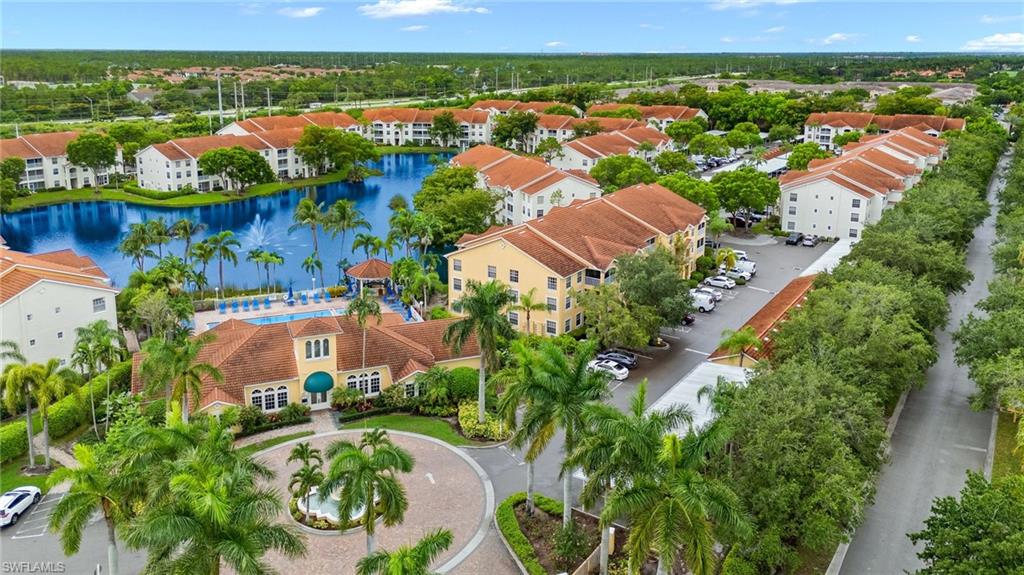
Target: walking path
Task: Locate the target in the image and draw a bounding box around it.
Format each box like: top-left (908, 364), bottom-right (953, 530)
top-left (233, 410), bottom-right (337, 448)
top-left (838, 152), bottom-right (1009, 574)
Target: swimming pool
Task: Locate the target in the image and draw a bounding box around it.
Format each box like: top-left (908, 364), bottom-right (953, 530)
top-left (206, 308), bottom-right (345, 330)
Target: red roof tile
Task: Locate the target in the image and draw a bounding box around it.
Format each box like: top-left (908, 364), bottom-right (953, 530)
top-left (709, 275), bottom-right (816, 361)
top-left (346, 258), bottom-right (392, 279)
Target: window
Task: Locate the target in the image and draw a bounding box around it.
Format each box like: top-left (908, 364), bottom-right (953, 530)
top-left (26, 314), bottom-right (32, 321)
top-left (370, 372), bottom-right (381, 394)
top-left (852, 198), bottom-right (861, 208)
top-left (264, 387), bottom-right (277, 410)
top-left (305, 340), bottom-right (313, 359)
top-left (546, 321), bottom-right (557, 335)
top-left (787, 221), bottom-right (796, 230)
top-left (453, 259), bottom-right (462, 272)
top-left (789, 192), bottom-right (798, 202)
top-left (565, 275), bottom-right (572, 288)
top-left (547, 277), bottom-right (557, 290)
top-left (29, 339), bottom-right (36, 347)
top-left (347, 374), bottom-right (359, 391)
top-left (850, 213), bottom-right (859, 222)
top-left (565, 296), bottom-right (572, 310)
top-left (509, 269), bottom-right (519, 283)
top-left (251, 389), bottom-right (263, 410)
top-left (57, 331), bottom-right (63, 340)
top-left (788, 206), bottom-right (797, 215)
top-left (314, 339), bottom-right (321, 357)
top-left (487, 265), bottom-right (496, 279)
top-left (322, 338), bottom-right (329, 356)
top-left (546, 297), bottom-right (556, 311)
top-left (405, 382), bottom-right (417, 398)
top-left (564, 319), bottom-right (571, 332)
top-left (53, 168), bottom-right (59, 175)
top-left (575, 313), bottom-right (582, 327)
top-left (849, 228), bottom-right (859, 238)
top-left (51, 158), bottom-right (58, 165)
top-left (537, 209), bottom-right (544, 218)
top-left (453, 278), bottom-right (462, 291)
top-left (510, 289), bottom-right (519, 302)
top-left (508, 311), bottom-right (519, 326)
top-left (577, 271), bottom-right (583, 283)
top-left (277, 386), bottom-right (288, 408)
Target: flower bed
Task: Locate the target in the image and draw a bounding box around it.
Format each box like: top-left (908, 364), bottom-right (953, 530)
top-left (495, 492), bottom-right (600, 575)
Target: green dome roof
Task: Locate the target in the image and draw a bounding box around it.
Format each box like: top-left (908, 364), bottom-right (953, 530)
top-left (303, 371), bottom-right (334, 393)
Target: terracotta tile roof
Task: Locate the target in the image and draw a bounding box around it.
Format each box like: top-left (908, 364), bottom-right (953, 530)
top-left (299, 111), bottom-right (360, 129)
top-left (0, 249), bottom-right (114, 304)
top-left (451, 145), bottom-right (512, 170)
top-left (806, 112), bottom-right (965, 133)
top-left (709, 275), bottom-right (816, 361)
top-left (288, 316), bottom-right (344, 338)
top-left (453, 145), bottom-right (599, 197)
top-left (151, 142), bottom-right (190, 161)
top-left (582, 117), bottom-right (646, 131)
top-left (805, 112), bottom-right (876, 129)
top-left (763, 147), bottom-right (788, 160)
top-left (346, 258), bottom-right (392, 279)
top-left (232, 111), bottom-right (360, 133)
top-left (388, 318), bottom-right (481, 361)
top-left (603, 183), bottom-right (707, 235)
top-left (250, 127), bottom-right (304, 149)
top-left (156, 134), bottom-right (270, 160)
top-left (565, 127), bottom-right (670, 159)
top-left (535, 114), bottom-right (577, 130)
top-left (25, 249), bottom-right (108, 278)
top-left (0, 131), bottom-right (81, 160)
top-left (503, 228), bottom-right (587, 276)
top-left (565, 169), bottom-right (599, 185)
top-left (0, 138), bottom-right (42, 161)
top-left (586, 104), bottom-right (702, 121)
top-left (395, 358), bottom-right (430, 381)
top-left (362, 107), bottom-right (490, 125)
top-left (470, 100), bottom-right (569, 114)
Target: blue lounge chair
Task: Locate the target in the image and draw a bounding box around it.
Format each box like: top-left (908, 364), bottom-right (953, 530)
top-left (324, 291), bottom-right (333, 303)
top-left (313, 292), bottom-right (321, 303)
top-left (264, 297), bottom-right (271, 309)
top-left (231, 301), bottom-right (239, 313)
top-left (300, 293), bottom-right (309, 305)
top-left (219, 302), bottom-right (227, 315)
top-left (242, 300), bottom-right (250, 311)
top-left (252, 298), bottom-right (259, 309)
top-left (287, 298), bottom-right (296, 307)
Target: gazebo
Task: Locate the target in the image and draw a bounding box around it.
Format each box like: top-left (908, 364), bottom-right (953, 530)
top-left (346, 258), bottom-right (393, 296)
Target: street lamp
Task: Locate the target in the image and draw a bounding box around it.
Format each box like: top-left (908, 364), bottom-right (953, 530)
top-left (83, 96), bottom-right (94, 121)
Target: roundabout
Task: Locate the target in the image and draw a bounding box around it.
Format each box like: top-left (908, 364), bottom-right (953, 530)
top-left (251, 429), bottom-right (494, 574)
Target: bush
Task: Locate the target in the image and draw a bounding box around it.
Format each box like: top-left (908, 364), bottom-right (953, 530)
top-left (553, 522), bottom-right (591, 571)
top-left (695, 255), bottom-right (716, 275)
top-left (277, 402), bottom-right (310, 423)
top-left (235, 416), bottom-right (312, 438)
top-left (418, 404), bottom-right (457, 417)
top-left (458, 402), bottom-right (511, 441)
top-left (332, 386), bottom-right (368, 411)
top-left (123, 182), bottom-right (195, 200)
top-left (0, 421), bottom-right (28, 463)
top-left (143, 398), bottom-right (167, 426)
top-left (429, 307), bottom-right (454, 320)
top-left (326, 285), bottom-right (347, 297)
top-left (690, 271), bottom-right (705, 283)
top-left (336, 406), bottom-right (403, 424)
top-left (450, 367), bottom-right (479, 402)
top-left (237, 405), bottom-right (268, 433)
top-left (495, 492), bottom-right (565, 575)
top-left (721, 548), bottom-right (758, 575)
top-left (735, 277), bottom-right (747, 285)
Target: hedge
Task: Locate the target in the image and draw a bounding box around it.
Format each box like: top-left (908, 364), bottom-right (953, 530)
top-left (458, 402), bottom-right (511, 441)
top-left (496, 492), bottom-right (564, 575)
top-left (336, 406), bottom-right (404, 424)
top-left (122, 182), bottom-right (196, 200)
top-left (0, 421), bottom-right (29, 463)
top-left (449, 367), bottom-right (479, 402)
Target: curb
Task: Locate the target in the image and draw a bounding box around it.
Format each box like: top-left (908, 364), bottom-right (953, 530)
top-left (253, 428), bottom-right (496, 574)
top-left (492, 513), bottom-right (531, 575)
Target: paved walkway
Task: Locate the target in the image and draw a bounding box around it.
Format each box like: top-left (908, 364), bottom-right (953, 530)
top-left (233, 410), bottom-right (337, 448)
top-left (720, 232), bottom-right (779, 246)
top-left (838, 151), bottom-right (1009, 574)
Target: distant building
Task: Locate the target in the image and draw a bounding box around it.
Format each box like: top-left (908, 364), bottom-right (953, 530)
top-left (217, 111), bottom-right (361, 136)
top-left (524, 114), bottom-right (645, 153)
top-left (803, 112), bottom-right (965, 150)
top-left (0, 131), bottom-right (125, 191)
top-left (586, 104), bottom-right (706, 130)
top-left (469, 99), bottom-right (582, 117)
top-left (360, 108), bottom-right (492, 147)
top-left (550, 126), bottom-right (672, 173)
top-left (0, 249), bottom-right (118, 369)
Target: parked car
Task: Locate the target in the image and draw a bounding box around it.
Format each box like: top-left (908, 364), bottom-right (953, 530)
top-left (691, 286), bottom-right (723, 302)
top-left (705, 275), bottom-right (737, 289)
top-left (802, 234), bottom-right (821, 247)
top-left (785, 232), bottom-right (805, 245)
top-left (734, 259), bottom-right (757, 276)
top-left (596, 349), bottom-right (639, 369)
top-left (721, 267), bottom-right (752, 281)
top-left (683, 313), bottom-right (696, 325)
top-left (0, 487), bottom-right (41, 527)
top-left (587, 359), bottom-right (629, 381)
top-left (731, 249), bottom-right (749, 261)
top-left (692, 291), bottom-right (717, 312)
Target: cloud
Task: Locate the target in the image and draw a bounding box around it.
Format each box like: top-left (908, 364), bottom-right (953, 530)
top-left (905, 34), bottom-right (921, 43)
top-left (980, 14), bottom-right (1024, 24)
top-left (809, 32), bottom-right (857, 45)
top-left (961, 32), bottom-right (1024, 51)
top-left (400, 24), bottom-right (428, 31)
top-left (545, 41), bottom-right (566, 47)
top-left (762, 25), bottom-right (785, 33)
top-left (720, 36), bottom-right (736, 43)
top-left (357, 0), bottom-right (489, 19)
top-left (277, 6), bottom-right (324, 18)
top-left (639, 23), bottom-right (664, 30)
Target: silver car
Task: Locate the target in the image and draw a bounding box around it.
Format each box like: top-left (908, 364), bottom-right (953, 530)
top-left (691, 286), bottom-right (723, 301)
top-left (705, 275), bottom-right (737, 289)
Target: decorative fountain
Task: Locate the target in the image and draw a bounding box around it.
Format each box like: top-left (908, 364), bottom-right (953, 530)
top-left (295, 486), bottom-right (381, 529)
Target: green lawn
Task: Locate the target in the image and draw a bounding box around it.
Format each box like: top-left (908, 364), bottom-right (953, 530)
top-left (992, 411), bottom-right (1022, 480)
top-left (340, 414), bottom-right (476, 447)
top-left (0, 455), bottom-right (60, 494)
top-left (237, 430), bottom-right (315, 457)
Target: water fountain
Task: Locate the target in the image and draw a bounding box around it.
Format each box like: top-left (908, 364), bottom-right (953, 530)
top-left (295, 485), bottom-right (380, 528)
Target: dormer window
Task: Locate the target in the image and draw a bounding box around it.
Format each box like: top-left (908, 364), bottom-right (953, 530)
top-left (305, 338), bottom-right (331, 359)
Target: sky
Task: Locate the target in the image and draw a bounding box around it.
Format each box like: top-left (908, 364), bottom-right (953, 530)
top-left (2, 0), bottom-right (1023, 53)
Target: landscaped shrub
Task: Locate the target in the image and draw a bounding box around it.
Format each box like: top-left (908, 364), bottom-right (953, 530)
top-left (236, 417), bottom-right (312, 438)
top-left (277, 403), bottom-right (310, 423)
top-left (332, 386), bottom-right (369, 411)
top-left (428, 307), bottom-right (453, 320)
top-left (237, 405), bottom-right (268, 433)
top-left (143, 398), bottom-right (167, 426)
top-left (107, 361), bottom-right (132, 393)
top-left (418, 404), bottom-right (457, 417)
top-left (457, 402), bottom-right (511, 441)
top-left (450, 367), bottom-right (479, 402)
top-left (495, 492), bottom-right (565, 575)
top-left (326, 285), bottom-right (347, 297)
top-left (0, 421), bottom-right (28, 463)
top-left (377, 385), bottom-right (417, 411)
top-left (690, 271), bottom-right (705, 283)
top-left (553, 522), bottom-right (591, 571)
top-left (720, 548), bottom-right (758, 575)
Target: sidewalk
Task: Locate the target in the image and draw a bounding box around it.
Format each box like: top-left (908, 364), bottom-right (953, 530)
top-left (233, 410), bottom-right (337, 449)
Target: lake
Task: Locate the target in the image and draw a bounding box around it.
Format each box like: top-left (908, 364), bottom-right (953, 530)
top-left (0, 153), bottom-right (444, 291)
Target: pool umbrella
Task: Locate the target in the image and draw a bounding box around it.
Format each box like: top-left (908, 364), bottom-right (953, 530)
top-left (287, 286), bottom-right (294, 302)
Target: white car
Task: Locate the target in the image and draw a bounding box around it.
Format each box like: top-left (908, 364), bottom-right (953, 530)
top-left (587, 359), bottom-right (629, 381)
top-left (731, 250), bottom-right (749, 261)
top-left (705, 275), bottom-right (737, 289)
top-left (691, 286), bottom-right (723, 302)
top-left (0, 486), bottom-right (41, 527)
top-left (721, 267), bottom-right (752, 281)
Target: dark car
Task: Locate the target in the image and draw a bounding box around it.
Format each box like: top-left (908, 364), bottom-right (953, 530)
top-left (785, 232), bottom-right (805, 245)
top-left (683, 313), bottom-right (696, 326)
top-left (597, 349), bottom-right (639, 369)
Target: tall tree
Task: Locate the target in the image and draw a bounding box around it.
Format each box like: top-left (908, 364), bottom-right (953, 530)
top-left (717, 326), bottom-right (762, 367)
top-left (141, 332), bottom-right (222, 424)
top-left (66, 132), bottom-right (117, 191)
top-left (145, 218), bottom-right (172, 259)
top-left (353, 232), bottom-right (381, 260)
top-left (302, 254), bottom-right (325, 290)
top-left (197, 145), bottom-right (275, 195)
top-left (786, 142), bottom-right (831, 170)
top-left (510, 287), bottom-right (548, 334)
top-left (119, 223), bottom-right (156, 273)
top-left (590, 155), bottom-right (657, 192)
top-left (443, 280), bottom-right (516, 423)
top-left (348, 292), bottom-right (383, 369)
top-left (289, 464), bottom-right (324, 525)
top-left (205, 230), bottom-right (240, 294)
top-left (356, 528), bottom-right (454, 575)
top-left (72, 320), bottom-right (126, 432)
top-left (188, 241), bottom-right (215, 298)
top-left (1, 362), bottom-right (41, 466)
top-left (321, 428), bottom-right (414, 556)
top-left (290, 197), bottom-right (327, 262)
top-left (32, 359), bottom-right (80, 468)
top-left (492, 110), bottom-right (539, 149)
top-left (171, 218), bottom-right (207, 262)
top-left (327, 199), bottom-right (370, 276)
top-left (428, 111), bottom-right (461, 146)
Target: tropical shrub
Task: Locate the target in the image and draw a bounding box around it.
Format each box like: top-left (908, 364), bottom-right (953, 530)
top-left (429, 307), bottom-right (454, 320)
top-left (377, 385), bottom-right (417, 410)
top-left (449, 367), bottom-right (479, 402)
top-left (237, 405), bottom-right (267, 433)
top-left (495, 492), bottom-right (564, 575)
top-left (331, 386), bottom-right (367, 411)
top-left (277, 402), bottom-right (310, 423)
top-left (457, 402), bottom-right (511, 440)
top-left (0, 422), bottom-right (28, 463)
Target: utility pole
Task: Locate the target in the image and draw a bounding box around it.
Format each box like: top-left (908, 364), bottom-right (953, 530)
top-left (266, 87), bottom-right (272, 117)
top-left (233, 82), bottom-right (239, 117)
top-left (216, 73), bottom-right (224, 126)
top-left (241, 82), bottom-right (246, 119)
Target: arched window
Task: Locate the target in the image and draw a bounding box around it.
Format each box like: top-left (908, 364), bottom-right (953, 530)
top-left (358, 373), bottom-right (370, 394)
top-left (347, 375), bottom-right (358, 390)
top-left (322, 338), bottom-right (330, 356)
top-left (314, 339), bottom-right (321, 357)
top-left (277, 386), bottom-right (288, 408)
top-left (370, 371), bottom-right (381, 394)
top-left (262, 388), bottom-right (275, 410)
top-left (305, 340), bottom-right (313, 359)
top-left (251, 389), bottom-right (263, 410)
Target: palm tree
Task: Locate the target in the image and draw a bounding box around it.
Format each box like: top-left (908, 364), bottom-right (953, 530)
top-left (246, 248), bottom-right (266, 292)
top-left (443, 280), bottom-right (516, 424)
top-left (327, 199), bottom-right (369, 274)
top-left (348, 293), bottom-right (382, 369)
top-left (356, 528), bottom-right (454, 575)
top-left (291, 197), bottom-right (326, 260)
top-left (717, 326), bottom-right (762, 367)
top-left (0, 340), bottom-right (26, 365)
top-left (495, 341), bottom-right (542, 515)
top-left (565, 381), bottom-right (693, 575)
top-left (140, 333), bottom-right (222, 424)
top-left (409, 267), bottom-right (444, 311)
top-left (511, 287), bottom-right (548, 334)
top-left (2, 363), bottom-right (41, 467)
top-left (73, 320), bottom-right (126, 432)
top-left (389, 209), bottom-right (417, 257)
top-left (188, 240), bottom-right (215, 298)
top-left (258, 251), bottom-right (285, 293)
top-left (302, 254), bottom-right (325, 290)
top-left (48, 443), bottom-right (133, 575)
top-left (353, 232), bottom-right (381, 260)
top-left (70, 340), bottom-right (101, 434)
top-left (33, 359), bottom-right (80, 469)
top-left (601, 433), bottom-right (751, 575)
top-left (290, 464), bottom-right (324, 525)
top-left (171, 218), bottom-right (206, 261)
top-left (714, 247), bottom-right (737, 271)
top-left (119, 223), bottom-right (156, 272)
top-left (505, 340), bottom-right (610, 526)
top-left (321, 428), bottom-right (414, 556)
top-left (412, 212), bottom-right (440, 258)
top-left (287, 441), bottom-right (323, 468)
top-left (205, 230), bottom-right (240, 294)
top-left (378, 235), bottom-right (395, 262)
top-left (388, 195), bottom-right (409, 213)
top-left (145, 217), bottom-right (172, 259)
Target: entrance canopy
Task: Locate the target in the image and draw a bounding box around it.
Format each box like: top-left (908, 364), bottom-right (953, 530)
top-left (304, 371), bottom-right (334, 393)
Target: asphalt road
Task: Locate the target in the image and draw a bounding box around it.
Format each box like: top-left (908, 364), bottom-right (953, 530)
top-left (838, 153), bottom-right (1009, 574)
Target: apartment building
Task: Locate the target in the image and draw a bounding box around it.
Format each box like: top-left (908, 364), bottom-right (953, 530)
top-left (218, 111), bottom-right (362, 136)
top-left (550, 126), bottom-right (672, 173)
top-left (447, 183), bottom-right (706, 336)
top-left (136, 129), bottom-right (309, 192)
top-left (0, 131), bottom-right (124, 191)
top-left (779, 127), bottom-right (946, 239)
top-left (524, 114), bottom-right (645, 153)
top-left (469, 99), bottom-right (582, 116)
top-left (0, 248), bottom-right (118, 370)
top-left (130, 316), bottom-right (479, 414)
top-left (450, 145), bottom-right (603, 225)
top-left (361, 108), bottom-right (492, 147)
top-left (586, 104), bottom-right (707, 130)
top-left (803, 112), bottom-right (965, 150)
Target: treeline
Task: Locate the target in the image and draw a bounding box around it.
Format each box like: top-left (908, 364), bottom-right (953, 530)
top-left (711, 128), bottom-right (1006, 573)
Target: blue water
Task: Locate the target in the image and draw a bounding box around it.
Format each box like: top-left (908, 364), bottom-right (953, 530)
top-left (206, 307), bottom-right (347, 330)
top-left (0, 153), bottom-right (445, 289)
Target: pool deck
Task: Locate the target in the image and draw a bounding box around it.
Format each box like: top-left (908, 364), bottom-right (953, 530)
top-left (194, 296), bottom-right (349, 333)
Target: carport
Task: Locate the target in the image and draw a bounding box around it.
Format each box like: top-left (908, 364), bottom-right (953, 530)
top-left (646, 362), bottom-right (750, 434)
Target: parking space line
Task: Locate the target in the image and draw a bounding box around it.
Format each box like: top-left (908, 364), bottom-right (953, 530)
top-left (661, 333), bottom-right (680, 340)
top-left (684, 348), bottom-right (712, 356)
top-left (745, 286), bottom-right (772, 293)
top-left (609, 381), bottom-right (624, 393)
top-left (633, 352), bottom-right (653, 360)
